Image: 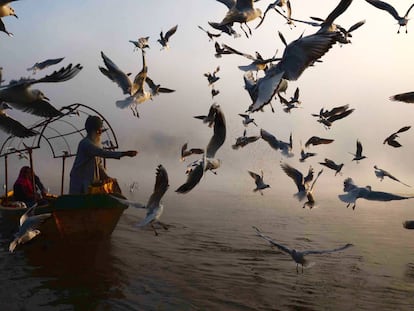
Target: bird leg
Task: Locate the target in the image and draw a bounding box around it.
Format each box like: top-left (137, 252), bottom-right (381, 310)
top-left (296, 263), bottom-right (299, 274)
top-left (157, 221), bottom-right (169, 231)
top-left (352, 203), bottom-right (356, 210)
top-left (151, 223), bottom-right (159, 236)
top-left (240, 24), bottom-right (250, 38)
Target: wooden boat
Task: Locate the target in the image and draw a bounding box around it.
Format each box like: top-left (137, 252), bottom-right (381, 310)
top-left (0, 103), bottom-right (129, 241)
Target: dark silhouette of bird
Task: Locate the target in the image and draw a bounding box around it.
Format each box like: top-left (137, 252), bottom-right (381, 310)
top-left (383, 126), bottom-right (410, 147)
top-left (319, 158), bottom-right (344, 176)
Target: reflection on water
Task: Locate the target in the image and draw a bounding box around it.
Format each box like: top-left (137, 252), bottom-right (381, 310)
top-left (1, 191), bottom-right (414, 310)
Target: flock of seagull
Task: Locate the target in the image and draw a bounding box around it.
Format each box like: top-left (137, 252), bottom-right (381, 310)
top-left (2, 0), bottom-right (414, 271)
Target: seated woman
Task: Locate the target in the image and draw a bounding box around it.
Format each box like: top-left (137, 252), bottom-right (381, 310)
top-left (13, 166), bottom-right (48, 208)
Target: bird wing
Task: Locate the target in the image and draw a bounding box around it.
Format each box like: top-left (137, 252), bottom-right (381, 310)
top-left (27, 63), bottom-right (82, 85)
top-left (405, 3), bottom-right (414, 17)
top-left (302, 243), bottom-right (353, 255)
top-left (222, 43), bottom-right (255, 60)
top-left (99, 51), bottom-right (132, 95)
top-left (7, 99), bottom-right (63, 118)
top-left (147, 165), bottom-right (169, 210)
top-left (355, 140), bottom-right (363, 156)
top-left (109, 195), bottom-right (146, 209)
top-left (206, 106), bottom-right (226, 158)
top-left (0, 113), bottom-right (38, 138)
top-left (365, 0), bottom-right (400, 21)
top-left (347, 20), bottom-right (366, 33)
top-left (252, 226), bottom-right (293, 255)
top-left (390, 92), bottom-right (414, 103)
top-left (320, 0), bottom-right (353, 30)
top-left (396, 125), bottom-right (411, 134)
top-left (235, 0), bottom-right (254, 10)
top-left (214, 0), bottom-right (236, 9)
top-left (364, 190), bottom-right (411, 201)
top-left (248, 70), bottom-right (285, 112)
top-left (326, 108), bottom-right (354, 123)
top-left (280, 162), bottom-right (305, 192)
top-left (181, 142), bottom-right (188, 157)
top-left (27, 57), bottom-right (65, 71)
top-left (175, 161), bottom-right (204, 194)
top-left (260, 128), bottom-right (280, 150)
top-left (248, 170), bottom-right (261, 183)
top-left (277, 31), bottom-right (340, 81)
top-left (164, 24), bottom-right (178, 41)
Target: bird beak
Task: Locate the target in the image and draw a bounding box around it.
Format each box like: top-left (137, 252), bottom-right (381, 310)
top-left (44, 96), bottom-right (50, 101)
top-left (13, 14), bottom-right (18, 19)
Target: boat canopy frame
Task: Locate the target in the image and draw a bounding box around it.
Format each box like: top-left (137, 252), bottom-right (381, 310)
top-left (0, 103), bottom-right (119, 198)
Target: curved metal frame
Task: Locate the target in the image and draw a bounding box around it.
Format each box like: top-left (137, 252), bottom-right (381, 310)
top-left (0, 103), bottom-right (120, 197)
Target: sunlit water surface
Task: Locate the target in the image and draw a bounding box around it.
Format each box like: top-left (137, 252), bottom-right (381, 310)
top-left (1, 191), bottom-right (414, 311)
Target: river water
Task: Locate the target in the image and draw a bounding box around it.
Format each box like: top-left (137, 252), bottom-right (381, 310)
top-left (1, 190), bottom-right (414, 311)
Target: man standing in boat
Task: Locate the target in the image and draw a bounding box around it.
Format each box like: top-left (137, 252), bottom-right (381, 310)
top-left (69, 115), bottom-right (138, 195)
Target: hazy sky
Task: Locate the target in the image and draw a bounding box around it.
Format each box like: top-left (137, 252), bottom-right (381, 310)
top-left (1, 0), bottom-right (414, 199)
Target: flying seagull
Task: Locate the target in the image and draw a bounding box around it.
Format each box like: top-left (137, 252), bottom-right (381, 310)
top-left (208, 0), bottom-right (262, 38)
top-left (350, 139), bottom-right (367, 162)
top-left (390, 91), bottom-right (414, 103)
top-left (232, 129), bottom-right (260, 149)
top-left (27, 57), bottom-right (65, 74)
top-left (280, 162), bottom-right (315, 201)
top-left (135, 165), bottom-right (169, 236)
top-left (365, 0), bottom-right (414, 33)
top-left (239, 113), bottom-right (257, 127)
top-left (248, 170), bottom-right (270, 195)
top-left (0, 63), bottom-right (82, 117)
top-left (374, 165), bottom-right (410, 187)
top-left (304, 136), bottom-right (334, 148)
top-left (338, 177), bottom-right (414, 209)
top-left (383, 126), bottom-right (411, 148)
top-left (176, 105), bottom-right (226, 193)
top-left (158, 24), bottom-right (178, 50)
top-left (319, 158), bottom-right (344, 176)
top-left (198, 25), bottom-right (221, 41)
top-left (253, 226), bottom-right (353, 273)
top-left (9, 204), bottom-right (52, 252)
top-left (260, 128), bottom-right (293, 158)
top-left (129, 36), bottom-right (150, 51)
top-left (180, 142), bottom-right (204, 162)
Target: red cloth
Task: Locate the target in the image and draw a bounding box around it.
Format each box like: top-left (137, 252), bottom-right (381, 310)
top-left (13, 167), bottom-right (34, 201)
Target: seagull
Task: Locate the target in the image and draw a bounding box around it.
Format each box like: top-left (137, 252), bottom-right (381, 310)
top-left (211, 88), bottom-right (220, 98)
top-left (0, 63), bottom-right (82, 117)
top-left (338, 177), bottom-right (414, 209)
top-left (299, 142), bottom-right (317, 162)
top-left (180, 142), bottom-right (204, 162)
top-left (260, 128), bottom-right (293, 158)
top-left (204, 66), bottom-right (220, 86)
top-left (248, 170), bottom-right (270, 195)
top-left (350, 139), bottom-right (367, 162)
top-left (135, 165), bottom-right (169, 236)
top-left (365, 0), bottom-right (414, 33)
top-left (304, 136), bottom-right (334, 148)
top-left (9, 204), bottom-right (52, 253)
top-left (221, 43), bottom-right (279, 72)
top-left (26, 57), bottom-right (65, 74)
top-left (239, 113), bottom-right (257, 127)
top-left (232, 129), bottom-right (260, 149)
top-left (253, 226), bottom-right (353, 273)
top-left (209, 0), bottom-right (262, 38)
top-left (176, 105), bottom-right (226, 193)
top-left (0, 102), bottom-right (37, 137)
top-left (198, 25), bottom-right (221, 41)
top-left (158, 24), bottom-right (178, 50)
top-left (374, 165), bottom-right (410, 187)
top-left (319, 158), bottom-right (344, 176)
top-left (214, 42), bottom-right (234, 58)
top-left (383, 126), bottom-right (411, 147)
top-left (280, 162), bottom-right (315, 201)
top-left (100, 50), bottom-right (150, 117)
top-left (194, 103), bottom-right (219, 127)
top-left (247, 31), bottom-right (341, 113)
top-left (145, 76), bottom-right (175, 97)
top-left (256, 0), bottom-right (293, 29)
top-left (302, 169), bottom-right (323, 209)
top-left (0, 0), bottom-right (18, 36)
top-left (390, 91), bottom-right (414, 103)
top-left (129, 36), bottom-right (150, 51)
top-left (312, 104), bottom-right (355, 128)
